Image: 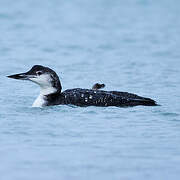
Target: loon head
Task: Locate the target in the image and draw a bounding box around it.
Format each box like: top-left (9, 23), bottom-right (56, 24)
top-left (8, 65), bottom-right (62, 107)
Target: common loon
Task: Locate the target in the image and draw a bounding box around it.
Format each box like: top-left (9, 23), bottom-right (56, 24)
top-left (7, 65), bottom-right (157, 107)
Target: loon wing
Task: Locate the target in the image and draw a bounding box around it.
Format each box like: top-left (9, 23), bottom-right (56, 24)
top-left (109, 91), bottom-right (156, 106)
top-left (62, 88), bottom-right (157, 107)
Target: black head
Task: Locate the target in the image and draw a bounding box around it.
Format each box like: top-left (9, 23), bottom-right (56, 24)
top-left (7, 65), bottom-right (62, 93)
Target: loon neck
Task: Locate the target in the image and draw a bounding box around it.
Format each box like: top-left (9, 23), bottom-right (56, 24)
top-left (32, 86), bottom-right (61, 107)
top-left (40, 86), bottom-right (58, 96)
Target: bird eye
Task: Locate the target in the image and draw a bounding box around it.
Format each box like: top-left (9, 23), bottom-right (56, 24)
top-left (36, 71), bottom-right (42, 76)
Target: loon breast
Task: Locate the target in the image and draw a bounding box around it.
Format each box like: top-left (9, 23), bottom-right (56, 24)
top-left (32, 94), bottom-right (47, 107)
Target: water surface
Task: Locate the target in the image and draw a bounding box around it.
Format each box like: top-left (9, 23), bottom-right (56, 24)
top-left (0, 0), bottom-right (180, 179)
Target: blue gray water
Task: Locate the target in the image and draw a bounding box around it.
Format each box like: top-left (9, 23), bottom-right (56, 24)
top-left (0, 0), bottom-right (180, 179)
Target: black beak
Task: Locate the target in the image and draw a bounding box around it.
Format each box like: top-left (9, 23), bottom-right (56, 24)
top-left (7, 73), bottom-right (30, 80)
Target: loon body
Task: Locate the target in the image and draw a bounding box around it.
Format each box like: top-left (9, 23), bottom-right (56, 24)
top-left (7, 65), bottom-right (157, 107)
